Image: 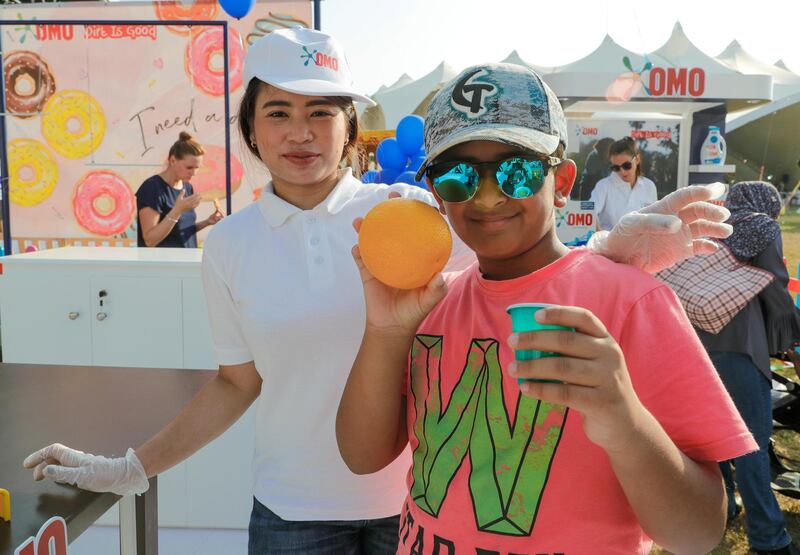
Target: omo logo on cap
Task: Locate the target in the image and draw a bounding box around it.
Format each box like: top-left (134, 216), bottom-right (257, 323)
top-left (300, 45), bottom-right (339, 71)
top-left (451, 69), bottom-right (497, 118)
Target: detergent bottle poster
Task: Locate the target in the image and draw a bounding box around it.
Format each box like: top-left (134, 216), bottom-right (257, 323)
top-left (0, 0), bottom-right (311, 249)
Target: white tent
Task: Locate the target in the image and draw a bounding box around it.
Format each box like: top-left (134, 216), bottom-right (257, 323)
top-left (364, 22), bottom-right (780, 188)
top-left (360, 62), bottom-right (457, 130)
top-left (716, 40), bottom-right (800, 100)
top-left (546, 23), bottom-right (772, 111)
top-left (715, 43), bottom-right (800, 186)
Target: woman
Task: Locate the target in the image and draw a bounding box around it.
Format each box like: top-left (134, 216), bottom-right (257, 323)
top-left (696, 181), bottom-right (800, 555)
top-left (23, 28), bottom-right (735, 554)
top-left (590, 136), bottom-right (657, 231)
top-left (136, 131), bottom-right (224, 247)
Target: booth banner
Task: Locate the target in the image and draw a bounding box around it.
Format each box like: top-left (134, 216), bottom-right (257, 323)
top-left (567, 118), bottom-right (681, 202)
top-left (555, 200), bottom-right (595, 247)
top-left (0, 0), bottom-right (311, 247)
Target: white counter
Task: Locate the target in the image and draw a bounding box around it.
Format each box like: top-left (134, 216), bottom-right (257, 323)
top-left (0, 246), bottom-right (253, 530)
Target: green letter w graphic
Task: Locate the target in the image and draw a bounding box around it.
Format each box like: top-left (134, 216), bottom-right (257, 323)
top-left (409, 334), bottom-right (568, 537)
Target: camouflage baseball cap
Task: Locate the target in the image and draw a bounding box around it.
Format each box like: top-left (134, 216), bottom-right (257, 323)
top-left (415, 63), bottom-right (568, 181)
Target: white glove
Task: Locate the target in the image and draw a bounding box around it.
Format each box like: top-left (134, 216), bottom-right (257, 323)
top-left (588, 183), bottom-right (733, 274)
top-left (23, 443), bottom-right (149, 496)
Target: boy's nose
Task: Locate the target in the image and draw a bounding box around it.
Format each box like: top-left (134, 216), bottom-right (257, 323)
top-left (471, 173), bottom-right (505, 209)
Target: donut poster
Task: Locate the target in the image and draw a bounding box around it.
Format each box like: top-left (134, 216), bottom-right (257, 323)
top-left (0, 0), bottom-right (311, 247)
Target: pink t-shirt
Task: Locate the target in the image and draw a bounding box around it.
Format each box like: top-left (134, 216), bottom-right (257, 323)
top-left (398, 248), bottom-right (756, 555)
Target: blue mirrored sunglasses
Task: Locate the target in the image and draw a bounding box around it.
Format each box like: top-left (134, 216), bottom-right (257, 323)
top-left (425, 156), bottom-right (562, 203)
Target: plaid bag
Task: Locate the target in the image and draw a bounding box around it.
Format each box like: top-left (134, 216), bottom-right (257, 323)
top-left (656, 242), bottom-right (775, 334)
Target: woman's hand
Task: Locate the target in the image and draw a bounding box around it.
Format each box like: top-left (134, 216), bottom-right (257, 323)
top-left (589, 183), bottom-right (733, 274)
top-left (508, 305), bottom-right (646, 454)
top-left (23, 443), bottom-right (149, 496)
top-left (204, 207), bottom-right (224, 227)
top-left (172, 189), bottom-right (202, 215)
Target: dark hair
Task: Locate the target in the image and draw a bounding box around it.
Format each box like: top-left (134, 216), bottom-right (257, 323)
top-left (608, 136), bottom-right (642, 178)
top-left (168, 131), bottom-right (205, 160)
top-left (238, 79), bottom-right (361, 174)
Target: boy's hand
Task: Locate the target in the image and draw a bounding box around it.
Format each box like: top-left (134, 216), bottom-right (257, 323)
top-left (588, 183), bottom-right (732, 274)
top-left (507, 305), bottom-right (645, 454)
top-left (352, 218), bottom-right (447, 336)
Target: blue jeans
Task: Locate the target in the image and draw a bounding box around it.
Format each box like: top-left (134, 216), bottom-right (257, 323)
top-left (248, 497), bottom-right (400, 554)
top-left (711, 351), bottom-right (792, 551)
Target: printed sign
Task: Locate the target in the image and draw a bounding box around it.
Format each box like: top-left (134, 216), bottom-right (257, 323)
top-left (555, 200), bottom-right (595, 246)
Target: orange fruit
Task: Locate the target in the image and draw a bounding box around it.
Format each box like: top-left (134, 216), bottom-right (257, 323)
top-left (358, 198), bottom-right (452, 289)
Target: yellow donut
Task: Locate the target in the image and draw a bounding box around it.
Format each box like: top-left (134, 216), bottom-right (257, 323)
top-left (9, 139), bottom-right (58, 207)
top-left (41, 90), bottom-right (105, 159)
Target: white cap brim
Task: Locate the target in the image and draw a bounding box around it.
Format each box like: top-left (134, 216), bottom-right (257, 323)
top-left (415, 125), bottom-right (560, 181)
top-left (246, 74), bottom-right (376, 106)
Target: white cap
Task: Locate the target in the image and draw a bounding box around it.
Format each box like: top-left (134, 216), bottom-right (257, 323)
top-left (243, 28), bottom-right (375, 106)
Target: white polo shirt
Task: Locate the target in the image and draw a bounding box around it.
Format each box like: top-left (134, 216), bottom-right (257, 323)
top-left (201, 170), bottom-right (442, 520)
top-left (589, 172), bottom-right (658, 231)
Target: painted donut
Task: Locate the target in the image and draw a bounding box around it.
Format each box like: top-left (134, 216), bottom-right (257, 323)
top-left (41, 90), bottom-right (106, 159)
top-left (192, 145), bottom-right (244, 200)
top-left (154, 0), bottom-right (220, 35)
top-left (185, 27), bottom-right (244, 96)
top-left (72, 171), bottom-right (134, 236)
top-left (8, 139), bottom-right (58, 207)
top-left (4, 50), bottom-right (56, 118)
top-left (246, 13), bottom-right (310, 45)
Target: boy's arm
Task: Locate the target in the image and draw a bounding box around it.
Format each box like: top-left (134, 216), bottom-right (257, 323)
top-left (510, 304), bottom-right (741, 554)
top-left (336, 327), bottom-right (413, 474)
top-left (603, 414), bottom-right (726, 555)
top-left (336, 218), bottom-right (447, 475)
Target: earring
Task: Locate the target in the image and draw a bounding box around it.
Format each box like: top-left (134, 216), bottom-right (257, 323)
top-left (250, 140), bottom-right (257, 149)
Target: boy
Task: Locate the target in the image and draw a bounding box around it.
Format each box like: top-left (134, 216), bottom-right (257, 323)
top-left (336, 64), bottom-right (756, 554)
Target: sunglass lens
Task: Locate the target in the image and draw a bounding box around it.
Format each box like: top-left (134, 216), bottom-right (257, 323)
top-left (432, 163), bottom-right (479, 202)
top-left (497, 158), bottom-right (546, 199)
top-left (612, 161), bottom-right (634, 172)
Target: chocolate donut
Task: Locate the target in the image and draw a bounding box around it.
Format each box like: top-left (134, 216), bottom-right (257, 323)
top-left (4, 50), bottom-right (56, 118)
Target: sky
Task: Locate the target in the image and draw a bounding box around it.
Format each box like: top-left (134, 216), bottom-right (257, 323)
top-left (322, 0), bottom-right (800, 96)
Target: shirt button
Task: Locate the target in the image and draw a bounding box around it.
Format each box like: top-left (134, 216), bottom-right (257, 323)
top-left (314, 256), bottom-right (324, 265)
top-left (310, 237), bottom-right (320, 246)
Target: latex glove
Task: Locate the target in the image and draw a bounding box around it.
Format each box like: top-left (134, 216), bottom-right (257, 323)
top-left (23, 443), bottom-right (149, 496)
top-left (587, 182), bottom-right (733, 274)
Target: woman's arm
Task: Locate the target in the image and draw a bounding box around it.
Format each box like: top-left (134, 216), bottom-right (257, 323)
top-left (24, 361), bottom-right (262, 492)
top-left (336, 327), bottom-right (412, 474)
top-left (139, 206), bottom-right (180, 247)
top-left (139, 189), bottom-right (201, 247)
top-left (336, 219), bottom-right (447, 474)
top-left (135, 361), bottom-right (261, 476)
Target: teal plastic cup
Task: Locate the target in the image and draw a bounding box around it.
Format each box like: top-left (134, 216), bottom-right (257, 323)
top-left (507, 303), bottom-right (575, 384)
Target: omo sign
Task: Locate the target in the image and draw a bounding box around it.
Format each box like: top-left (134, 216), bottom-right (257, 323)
top-left (647, 67), bottom-right (705, 97)
top-left (14, 516), bottom-right (68, 555)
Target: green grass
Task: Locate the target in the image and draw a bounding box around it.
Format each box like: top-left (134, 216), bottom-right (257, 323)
top-left (652, 214), bottom-right (800, 554)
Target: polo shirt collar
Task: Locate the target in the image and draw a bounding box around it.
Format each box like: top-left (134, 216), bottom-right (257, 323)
top-left (257, 169), bottom-right (360, 228)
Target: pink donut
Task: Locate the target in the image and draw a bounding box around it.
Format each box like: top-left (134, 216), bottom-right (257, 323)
top-left (73, 171), bottom-right (134, 236)
top-left (185, 27), bottom-right (244, 96)
top-left (192, 145), bottom-right (244, 200)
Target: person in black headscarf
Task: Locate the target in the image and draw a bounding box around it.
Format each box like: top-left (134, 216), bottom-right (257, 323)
top-left (696, 181), bottom-right (800, 555)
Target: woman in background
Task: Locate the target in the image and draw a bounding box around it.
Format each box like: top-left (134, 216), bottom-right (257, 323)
top-left (136, 131), bottom-right (223, 247)
top-left (590, 136), bottom-right (657, 231)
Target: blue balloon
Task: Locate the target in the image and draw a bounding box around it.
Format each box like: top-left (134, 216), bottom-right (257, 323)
top-left (376, 138), bottom-right (407, 171)
top-left (377, 169), bottom-right (400, 184)
top-left (396, 115), bottom-right (425, 156)
top-left (361, 169), bottom-right (379, 183)
top-left (220, 0), bottom-right (255, 18)
top-left (395, 170), bottom-right (426, 188)
top-left (408, 155), bottom-right (426, 172)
